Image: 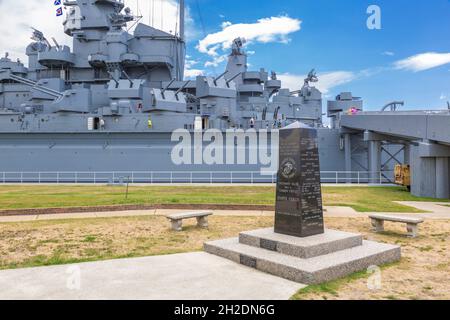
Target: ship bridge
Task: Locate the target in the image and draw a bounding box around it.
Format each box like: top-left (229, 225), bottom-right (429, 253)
top-left (340, 110), bottom-right (450, 199)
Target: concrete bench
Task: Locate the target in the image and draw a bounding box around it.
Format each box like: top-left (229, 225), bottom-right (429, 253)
top-left (166, 211), bottom-right (213, 231)
top-left (369, 214), bottom-right (424, 238)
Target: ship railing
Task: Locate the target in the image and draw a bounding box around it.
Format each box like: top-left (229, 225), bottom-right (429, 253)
top-left (0, 171), bottom-right (394, 185)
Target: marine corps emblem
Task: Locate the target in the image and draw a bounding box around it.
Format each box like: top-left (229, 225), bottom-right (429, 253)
top-left (280, 158), bottom-right (297, 179)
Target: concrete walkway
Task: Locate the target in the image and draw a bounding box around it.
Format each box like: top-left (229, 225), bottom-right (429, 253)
top-left (0, 202), bottom-right (448, 223)
top-left (0, 252), bottom-right (302, 300)
top-left (394, 202), bottom-right (450, 219)
top-left (0, 209), bottom-right (274, 223)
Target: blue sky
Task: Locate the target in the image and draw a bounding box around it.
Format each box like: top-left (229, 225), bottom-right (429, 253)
top-left (1, 0), bottom-right (449, 111)
top-left (184, 0), bottom-right (450, 110)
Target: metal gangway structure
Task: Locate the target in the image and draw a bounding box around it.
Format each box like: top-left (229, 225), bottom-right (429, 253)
top-left (341, 110), bottom-right (450, 199)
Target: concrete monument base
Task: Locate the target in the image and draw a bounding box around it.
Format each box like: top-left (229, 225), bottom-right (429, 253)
top-left (204, 228), bottom-right (401, 285)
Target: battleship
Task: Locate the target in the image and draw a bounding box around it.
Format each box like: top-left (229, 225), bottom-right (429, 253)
top-left (0, 0), bottom-right (449, 199)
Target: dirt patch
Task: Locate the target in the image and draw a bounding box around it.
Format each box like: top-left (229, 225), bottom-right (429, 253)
top-left (0, 215), bottom-right (274, 269)
top-left (294, 218), bottom-right (450, 300)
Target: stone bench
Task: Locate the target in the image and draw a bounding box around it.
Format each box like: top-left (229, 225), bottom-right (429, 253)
top-left (369, 214), bottom-right (424, 238)
top-left (166, 211), bottom-right (213, 231)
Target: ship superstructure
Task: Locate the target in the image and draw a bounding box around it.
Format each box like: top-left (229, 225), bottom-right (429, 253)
top-left (0, 0), bottom-right (448, 199)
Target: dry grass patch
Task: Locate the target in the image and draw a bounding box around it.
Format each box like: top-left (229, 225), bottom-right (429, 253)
top-left (1, 215), bottom-right (448, 300)
top-left (0, 215), bottom-right (273, 270)
top-left (293, 218), bottom-right (450, 300)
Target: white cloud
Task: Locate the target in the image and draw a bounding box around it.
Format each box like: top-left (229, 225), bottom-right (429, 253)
top-left (204, 55), bottom-right (227, 68)
top-left (184, 58), bottom-right (204, 78)
top-left (394, 52), bottom-right (450, 72)
top-left (197, 16), bottom-right (301, 57)
top-left (184, 68), bottom-right (204, 78)
top-left (278, 71), bottom-right (357, 94)
top-left (440, 93), bottom-right (447, 100)
top-left (382, 51), bottom-right (395, 56)
top-left (0, 0), bottom-right (72, 62)
top-left (185, 58), bottom-right (199, 68)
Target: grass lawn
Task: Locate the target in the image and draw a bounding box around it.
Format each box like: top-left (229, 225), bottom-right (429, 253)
top-left (0, 215), bottom-right (448, 300)
top-left (0, 215), bottom-right (271, 270)
top-left (0, 185), bottom-right (447, 213)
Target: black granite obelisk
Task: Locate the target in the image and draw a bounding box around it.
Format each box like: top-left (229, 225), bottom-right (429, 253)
top-left (274, 122), bottom-right (325, 238)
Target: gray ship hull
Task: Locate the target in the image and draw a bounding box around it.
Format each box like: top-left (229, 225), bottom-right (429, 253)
top-left (0, 129), bottom-right (359, 183)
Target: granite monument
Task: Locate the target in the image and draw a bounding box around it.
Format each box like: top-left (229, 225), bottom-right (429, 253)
top-left (275, 122), bottom-right (325, 237)
top-left (204, 122), bottom-right (401, 285)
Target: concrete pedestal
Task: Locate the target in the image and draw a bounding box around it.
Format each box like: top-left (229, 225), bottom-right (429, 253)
top-left (205, 228), bottom-right (401, 285)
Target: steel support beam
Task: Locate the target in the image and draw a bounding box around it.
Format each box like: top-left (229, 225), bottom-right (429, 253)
top-left (381, 145), bottom-right (404, 168)
top-left (404, 144), bottom-right (411, 165)
top-left (344, 134), bottom-right (352, 183)
top-left (410, 145), bottom-right (436, 198)
top-left (368, 140), bottom-right (381, 184)
top-left (436, 157), bottom-right (449, 199)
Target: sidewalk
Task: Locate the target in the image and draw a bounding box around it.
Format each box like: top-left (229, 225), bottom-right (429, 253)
top-left (0, 202), bottom-right (448, 223)
top-left (0, 252), bottom-right (302, 300)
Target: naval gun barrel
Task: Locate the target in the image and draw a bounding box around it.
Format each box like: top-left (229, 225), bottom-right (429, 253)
top-left (121, 70), bottom-right (134, 88)
top-left (214, 71), bottom-right (229, 85)
top-left (161, 79), bottom-right (176, 99)
top-left (226, 72), bottom-right (242, 85)
top-left (5, 72), bottom-right (63, 99)
top-left (175, 80), bottom-right (191, 95)
top-left (174, 80), bottom-right (191, 101)
top-left (162, 79), bottom-right (176, 94)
